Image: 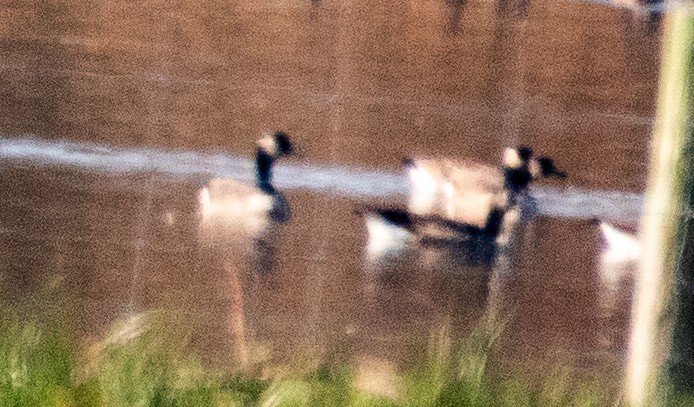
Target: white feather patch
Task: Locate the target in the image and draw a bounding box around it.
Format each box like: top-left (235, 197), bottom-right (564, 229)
top-left (256, 132), bottom-right (277, 156)
top-left (529, 159), bottom-right (541, 179)
top-left (599, 222), bottom-right (641, 264)
top-left (407, 165), bottom-right (440, 215)
top-left (445, 189), bottom-right (498, 229)
top-left (364, 215), bottom-right (412, 259)
top-left (502, 148), bottom-right (523, 169)
top-left (198, 179), bottom-right (274, 237)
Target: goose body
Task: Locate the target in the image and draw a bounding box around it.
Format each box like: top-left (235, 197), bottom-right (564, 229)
top-left (356, 203), bottom-right (509, 262)
top-left (199, 180), bottom-right (290, 237)
top-left (406, 158), bottom-right (507, 222)
top-left (405, 147), bottom-right (566, 228)
top-left (359, 205), bottom-right (504, 243)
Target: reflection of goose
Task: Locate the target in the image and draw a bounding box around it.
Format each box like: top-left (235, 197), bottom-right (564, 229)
top-left (404, 147), bottom-right (566, 228)
top-left (199, 131), bottom-right (295, 234)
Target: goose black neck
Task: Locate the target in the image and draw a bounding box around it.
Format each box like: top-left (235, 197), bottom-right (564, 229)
top-left (504, 167), bottom-right (532, 193)
top-left (483, 207), bottom-right (505, 237)
top-left (256, 148), bottom-right (275, 188)
top-left (379, 208), bottom-right (413, 228)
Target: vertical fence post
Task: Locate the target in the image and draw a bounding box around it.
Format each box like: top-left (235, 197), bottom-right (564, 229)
top-left (624, 9), bottom-right (694, 407)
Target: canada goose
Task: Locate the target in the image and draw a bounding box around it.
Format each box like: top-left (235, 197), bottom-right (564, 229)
top-left (508, 155), bottom-right (567, 194)
top-left (355, 203), bottom-right (508, 261)
top-left (403, 146), bottom-right (530, 216)
top-left (404, 147), bottom-right (566, 228)
top-left (198, 131), bottom-right (295, 239)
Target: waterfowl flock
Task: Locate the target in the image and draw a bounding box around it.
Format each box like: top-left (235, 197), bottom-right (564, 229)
top-left (199, 131), bottom-right (573, 268)
top-left (195, 129), bottom-right (648, 285)
top-left (357, 146), bottom-right (568, 261)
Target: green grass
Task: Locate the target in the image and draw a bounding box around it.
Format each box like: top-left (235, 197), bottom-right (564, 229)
top-left (0, 318), bottom-right (73, 407)
top-left (0, 311), bottom-right (648, 406)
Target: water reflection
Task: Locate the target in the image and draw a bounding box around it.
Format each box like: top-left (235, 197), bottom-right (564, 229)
top-left (497, 0), bottom-right (530, 19)
top-left (357, 203), bottom-right (507, 363)
top-left (198, 178), bottom-right (289, 275)
top-left (492, 216), bottom-right (630, 379)
top-left (359, 239), bottom-right (493, 362)
top-left (445, 0), bottom-right (469, 35)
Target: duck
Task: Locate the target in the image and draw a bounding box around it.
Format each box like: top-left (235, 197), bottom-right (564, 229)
top-left (198, 131), bottom-right (295, 239)
top-left (404, 146), bottom-right (566, 228)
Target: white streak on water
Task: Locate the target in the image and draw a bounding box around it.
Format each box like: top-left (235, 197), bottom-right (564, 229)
top-left (0, 136), bottom-right (643, 223)
top-left (533, 186), bottom-right (643, 224)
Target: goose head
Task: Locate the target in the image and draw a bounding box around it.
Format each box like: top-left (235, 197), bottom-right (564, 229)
top-left (504, 148), bottom-right (567, 193)
top-left (502, 146), bottom-right (535, 193)
top-left (255, 131), bottom-right (295, 187)
top-left (502, 146), bottom-right (534, 170)
top-left (530, 156), bottom-right (567, 180)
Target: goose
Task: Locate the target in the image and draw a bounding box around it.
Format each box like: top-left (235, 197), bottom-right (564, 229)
top-left (198, 131), bottom-right (295, 240)
top-left (355, 203), bottom-right (510, 261)
top-left (403, 146), bottom-right (530, 217)
top-left (591, 218), bottom-right (639, 317)
top-left (404, 147), bottom-right (566, 228)
top-left (592, 218), bottom-right (641, 265)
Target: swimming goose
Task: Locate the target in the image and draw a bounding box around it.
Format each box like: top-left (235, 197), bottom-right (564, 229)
top-left (404, 147), bottom-right (566, 228)
top-left (591, 218), bottom-right (641, 265)
top-left (198, 131), bottom-right (295, 238)
top-left (355, 203), bottom-right (508, 260)
top-left (591, 218), bottom-right (639, 317)
top-left (403, 146), bottom-right (530, 216)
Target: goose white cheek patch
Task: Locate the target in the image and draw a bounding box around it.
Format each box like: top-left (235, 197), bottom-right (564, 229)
top-left (256, 133), bottom-right (278, 156)
top-left (528, 159), bottom-right (541, 179)
top-left (502, 148), bottom-right (523, 169)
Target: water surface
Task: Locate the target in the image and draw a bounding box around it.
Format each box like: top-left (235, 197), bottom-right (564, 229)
top-left (0, 0), bottom-right (659, 384)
